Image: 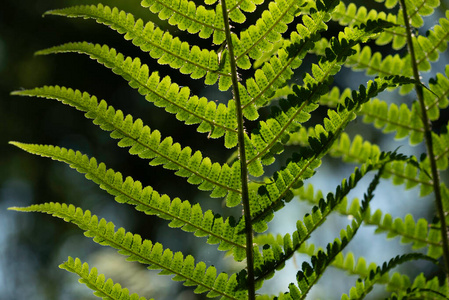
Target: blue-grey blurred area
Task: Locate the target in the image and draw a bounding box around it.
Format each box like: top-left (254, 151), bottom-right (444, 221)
top-left (1, 0), bottom-right (448, 299)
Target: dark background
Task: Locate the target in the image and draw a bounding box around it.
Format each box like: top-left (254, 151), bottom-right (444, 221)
top-left (1, 1), bottom-right (448, 299)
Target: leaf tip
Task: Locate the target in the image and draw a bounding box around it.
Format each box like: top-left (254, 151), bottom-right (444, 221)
top-left (10, 90), bottom-right (25, 96)
top-left (8, 206), bottom-right (25, 212)
top-left (9, 141), bottom-right (25, 149)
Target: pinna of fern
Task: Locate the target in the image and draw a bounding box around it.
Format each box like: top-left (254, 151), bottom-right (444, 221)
top-left (8, 0), bottom-right (449, 299)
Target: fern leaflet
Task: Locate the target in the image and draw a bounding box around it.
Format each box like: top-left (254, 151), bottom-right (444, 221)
top-left (44, 4), bottom-right (232, 88)
top-left (343, 253), bottom-right (439, 299)
top-left (10, 141), bottom-right (248, 259)
top-left (250, 76), bottom-right (417, 224)
top-left (244, 19), bottom-right (399, 174)
top-left (60, 257), bottom-right (150, 300)
top-left (35, 43), bottom-right (239, 145)
top-left (9, 203), bottom-right (245, 299)
top-left (11, 87), bottom-right (243, 204)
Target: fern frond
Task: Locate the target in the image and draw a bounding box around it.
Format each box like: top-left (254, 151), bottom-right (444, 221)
top-left (413, 10), bottom-right (449, 69)
top-left (49, 2), bottom-right (226, 45)
top-left (140, 0), bottom-right (266, 33)
top-left (342, 44), bottom-right (413, 78)
top-left (251, 221), bottom-right (357, 291)
top-left (250, 76), bottom-right (416, 223)
top-left (141, 0), bottom-right (227, 43)
top-left (255, 235), bottom-right (438, 297)
top-left (388, 273), bottom-right (449, 299)
top-left (342, 253), bottom-right (440, 299)
top-left (285, 221), bottom-right (361, 299)
top-left (244, 20), bottom-right (399, 172)
top-left (344, 198), bottom-right (442, 257)
top-left (251, 191), bottom-right (371, 289)
top-left (335, 253), bottom-right (444, 298)
top-left (10, 142), bottom-right (247, 259)
top-left (141, 0), bottom-right (269, 41)
top-left (233, 0), bottom-right (306, 67)
top-left (331, 2), bottom-right (407, 50)
top-left (36, 43), bottom-right (239, 144)
top-left (331, 2), bottom-right (408, 50)
top-left (330, 134), bottom-right (432, 195)
top-left (252, 221), bottom-right (364, 299)
top-left (9, 203), bottom-right (245, 299)
top-left (329, 128), bottom-right (448, 196)
top-left (239, 0), bottom-right (340, 120)
top-left (316, 69), bottom-right (449, 145)
top-left (251, 151), bottom-right (398, 279)
top-left (288, 130), bottom-right (438, 197)
top-left (11, 87), bottom-right (243, 204)
top-left (44, 4), bottom-right (231, 88)
top-left (335, 11), bottom-right (449, 91)
top-left (294, 183), bottom-right (443, 258)
top-left (332, 0), bottom-right (441, 51)
top-left (60, 257), bottom-right (150, 300)
top-left (361, 99), bottom-right (424, 143)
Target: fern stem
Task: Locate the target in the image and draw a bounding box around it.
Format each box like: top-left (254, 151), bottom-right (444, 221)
top-left (220, 1), bottom-right (255, 299)
top-left (399, 0), bottom-right (449, 279)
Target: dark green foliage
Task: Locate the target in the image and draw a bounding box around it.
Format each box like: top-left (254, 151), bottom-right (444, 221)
top-left (9, 0), bottom-right (449, 299)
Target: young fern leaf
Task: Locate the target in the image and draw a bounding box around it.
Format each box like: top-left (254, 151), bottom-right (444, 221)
top-left (9, 142), bottom-right (248, 260)
top-left (11, 87), bottom-right (243, 205)
top-left (60, 257), bottom-right (150, 300)
top-left (44, 4), bottom-right (231, 88)
top-left (35, 43), bottom-right (239, 145)
top-left (9, 203), bottom-right (245, 299)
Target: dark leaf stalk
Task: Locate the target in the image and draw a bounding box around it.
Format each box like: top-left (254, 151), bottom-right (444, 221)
top-left (399, 0), bottom-right (449, 281)
top-left (220, 1), bottom-right (255, 299)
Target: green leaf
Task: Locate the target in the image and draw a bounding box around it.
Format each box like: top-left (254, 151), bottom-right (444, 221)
top-left (34, 43), bottom-right (239, 144)
top-left (10, 88), bottom-right (242, 201)
top-left (10, 203), bottom-right (244, 299)
top-left (60, 257), bottom-right (150, 300)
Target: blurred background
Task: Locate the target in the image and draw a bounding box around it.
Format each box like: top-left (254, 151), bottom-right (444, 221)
top-left (0, 0), bottom-right (448, 299)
